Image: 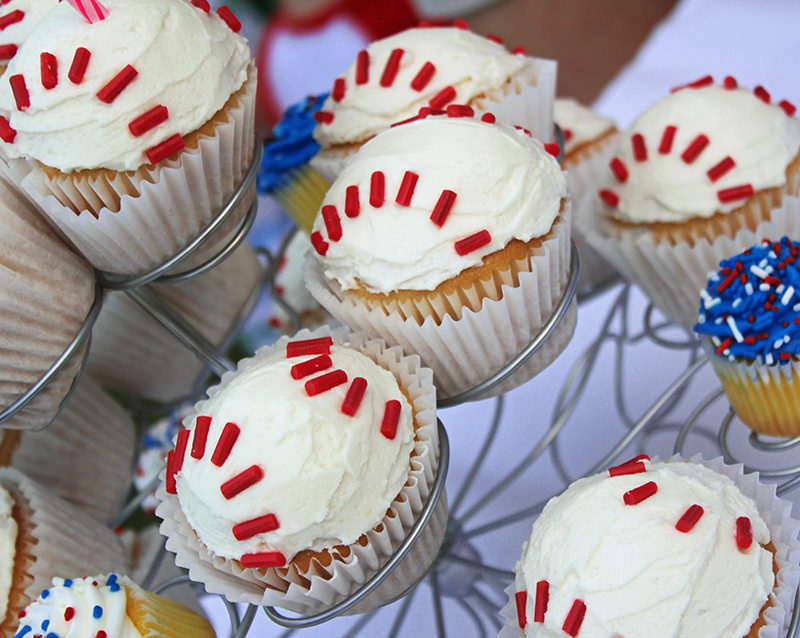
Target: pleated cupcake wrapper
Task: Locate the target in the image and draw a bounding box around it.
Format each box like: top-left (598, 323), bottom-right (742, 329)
top-left (586, 191), bottom-right (800, 326)
top-left (0, 468), bottom-right (128, 628)
top-left (156, 325), bottom-right (443, 615)
top-left (15, 65), bottom-right (257, 276)
top-left (310, 56), bottom-right (558, 184)
top-left (499, 454), bottom-right (800, 638)
top-left (3, 374), bottom-right (135, 523)
top-left (305, 210), bottom-right (574, 399)
top-left (86, 242), bottom-right (264, 404)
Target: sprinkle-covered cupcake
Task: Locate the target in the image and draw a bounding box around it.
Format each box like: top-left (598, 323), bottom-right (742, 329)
top-left (501, 456), bottom-right (800, 638)
top-left (0, 0), bottom-right (256, 276)
top-left (305, 112), bottom-right (575, 399)
top-left (310, 21), bottom-right (557, 182)
top-left (587, 76), bottom-right (800, 325)
top-left (13, 573), bottom-right (214, 638)
top-left (695, 237), bottom-right (800, 436)
top-left (156, 327), bottom-right (443, 615)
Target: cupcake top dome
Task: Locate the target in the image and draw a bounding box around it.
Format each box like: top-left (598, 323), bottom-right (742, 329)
top-left (0, 0), bottom-right (251, 172)
top-left (171, 336), bottom-right (415, 568)
top-left (598, 77), bottom-right (800, 224)
top-left (310, 113), bottom-right (567, 293)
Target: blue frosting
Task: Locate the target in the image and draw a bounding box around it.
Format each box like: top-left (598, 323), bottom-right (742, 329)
top-left (258, 93), bottom-right (329, 194)
top-left (695, 237), bottom-right (800, 363)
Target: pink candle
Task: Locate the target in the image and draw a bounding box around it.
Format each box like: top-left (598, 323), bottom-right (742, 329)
top-left (65, 0), bottom-right (109, 23)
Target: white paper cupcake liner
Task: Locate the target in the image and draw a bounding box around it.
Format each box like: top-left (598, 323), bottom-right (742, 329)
top-left (3, 374), bottom-right (135, 523)
top-left (155, 326), bottom-right (444, 615)
top-left (86, 242), bottom-right (264, 404)
top-left (586, 193), bottom-right (800, 326)
top-left (305, 211), bottom-right (575, 400)
top-left (14, 65), bottom-right (257, 276)
top-left (499, 454), bottom-right (800, 638)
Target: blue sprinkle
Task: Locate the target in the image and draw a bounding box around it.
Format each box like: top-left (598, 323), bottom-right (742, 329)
top-left (40, 589), bottom-right (49, 599)
top-left (109, 583), bottom-right (120, 593)
top-left (105, 574), bottom-right (118, 587)
top-left (46, 633), bottom-right (58, 638)
top-left (63, 579), bottom-right (73, 588)
top-left (41, 619), bottom-right (49, 631)
top-left (13, 625), bottom-right (31, 638)
top-left (93, 605), bottom-right (103, 619)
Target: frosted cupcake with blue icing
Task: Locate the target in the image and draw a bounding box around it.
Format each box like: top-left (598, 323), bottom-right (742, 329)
top-left (695, 236), bottom-right (800, 436)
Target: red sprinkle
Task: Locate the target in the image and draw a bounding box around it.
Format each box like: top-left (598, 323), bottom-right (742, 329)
top-left (681, 134), bottom-right (709, 163)
top-left (380, 400), bottom-right (402, 439)
top-left (717, 269), bottom-right (739, 293)
top-left (173, 429), bottom-right (190, 474)
top-left (370, 171), bottom-right (385, 207)
top-left (718, 184), bottom-right (754, 203)
top-left (544, 143), bottom-right (560, 157)
top-left (754, 85), bottom-right (771, 104)
top-left (240, 552), bottom-right (286, 568)
top-left (631, 133), bottom-right (647, 161)
top-left (0, 43), bottom-right (16, 59)
top-left (534, 580), bottom-right (549, 623)
top-left (355, 49), bottom-right (369, 85)
top-left (341, 377), bottom-right (368, 416)
top-left (97, 631), bottom-right (107, 638)
top-left (321, 204), bottom-right (342, 241)
top-left (430, 189), bottom-right (457, 227)
top-left (129, 104), bottom-right (168, 137)
top-left (676, 504), bottom-right (704, 532)
top-left (688, 74), bottom-right (713, 89)
top-left (453, 17), bottom-right (469, 29)
top-left (345, 185), bottom-right (360, 217)
top-left (512, 45), bottom-right (526, 55)
top-left (610, 157), bottom-right (629, 182)
top-left (216, 6), bottom-right (241, 32)
top-left (486, 33), bottom-right (503, 44)
top-left (724, 75), bottom-right (738, 89)
top-left (608, 461), bottom-right (646, 477)
top-left (211, 422), bottom-right (240, 467)
top-left (233, 513), bottom-right (280, 540)
top-left (707, 156), bottom-right (735, 182)
top-left (618, 454), bottom-right (650, 465)
top-left (40, 52), bottom-right (57, 90)
top-left (68, 47), bottom-right (91, 84)
top-left (455, 229), bottom-right (491, 256)
top-left (290, 354), bottom-right (332, 380)
top-left (599, 189), bottom-right (619, 207)
top-left (515, 591), bottom-right (528, 629)
top-left (0, 116), bottom-right (16, 143)
top-left (191, 415), bottom-right (211, 459)
top-left (0, 9), bottom-right (23, 30)
top-left (623, 481), bottom-right (658, 505)
top-left (332, 77), bottom-right (346, 102)
top-left (736, 516), bottom-right (753, 550)
top-left (481, 112), bottom-right (496, 124)
top-left (446, 104), bottom-right (474, 118)
top-left (396, 171), bottom-right (418, 206)
top-left (191, 0), bottom-right (210, 11)
top-left (410, 61), bottom-right (435, 91)
top-left (305, 369), bottom-right (348, 396)
top-left (562, 600), bottom-right (587, 637)
top-left (286, 337), bottom-right (332, 358)
top-left (310, 231), bottom-right (328, 256)
top-left (429, 85), bottom-right (456, 110)
top-left (146, 133), bottom-right (184, 165)
top-left (715, 337), bottom-right (734, 355)
top-left (97, 64), bottom-right (138, 103)
top-left (380, 48), bottom-right (404, 87)
top-left (313, 110), bottom-right (334, 124)
top-left (779, 99), bottom-right (797, 117)
top-left (658, 125), bottom-right (677, 154)
top-left (64, 607), bottom-right (75, 622)
top-left (165, 450), bottom-right (177, 494)
top-left (221, 465), bottom-right (264, 499)
top-left (780, 352), bottom-right (793, 361)
top-left (9, 74), bottom-right (28, 111)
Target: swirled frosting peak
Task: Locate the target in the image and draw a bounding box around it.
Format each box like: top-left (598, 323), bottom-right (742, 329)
top-left (598, 79), bottom-right (800, 223)
top-left (515, 459), bottom-right (772, 638)
top-left (0, 0), bottom-right (251, 171)
top-left (310, 114), bottom-right (566, 293)
top-left (174, 338), bottom-right (414, 566)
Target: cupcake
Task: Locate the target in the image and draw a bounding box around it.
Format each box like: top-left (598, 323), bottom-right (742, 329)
top-left (0, 374), bottom-right (135, 523)
top-left (694, 237), bottom-right (800, 437)
top-left (553, 97), bottom-right (619, 292)
top-left (156, 327), bottom-right (444, 615)
top-left (310, 22), bottom-right (557, 183)
top-left (0, 173), bottom-right (95, 431)
top-left (0, 468), bottom-right (128, 637)
top-left (587, 76), bottom-right (800, 325)
top-left (0, 0), bottom-right (256, 276)
top-left (86, 242), bottom-right (264, 404)
top-left (12, 573), bottom-right (214, 638)
top-left (0, 0), bottom-right (58, 74)
top-left (305, 112), bottom-right (576, 399)
top-left (501, 456), bottom-right (800, 638)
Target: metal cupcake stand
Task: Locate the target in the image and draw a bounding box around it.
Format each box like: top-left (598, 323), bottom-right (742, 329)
top-left (3, 141), bottom-right (800, 638)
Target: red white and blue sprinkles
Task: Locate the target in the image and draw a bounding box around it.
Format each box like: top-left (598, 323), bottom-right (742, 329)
top-left (695, 237), bottom-right (800, 364)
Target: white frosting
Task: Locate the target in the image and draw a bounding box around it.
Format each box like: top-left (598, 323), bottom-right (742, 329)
top-left (553, 97), bottom-right (616, 156)
top-left (14, 574), bottom-right (141, 638)
top-left (0, 0), bottom-right (251, 171)
top-left (601, 84), bottom-right (800, 223)
top-left (176, 342), bottom-right (414, 563)
top-left (0, 0), bottom-right (58, 54)
top-left (0, 484), bottom-right (16, 624)
top-left (312, 116), bottom-right (566, 293)
top-left (516, 460), bottom-right (773, 638)
top-left (313, 26), bottom-right (526, 146)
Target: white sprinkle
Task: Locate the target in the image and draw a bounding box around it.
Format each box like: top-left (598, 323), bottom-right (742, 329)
top-left (794, 302), bottom-right (800, 312)
top-left (751, 265), bottom-right (769, 278)
top-left (775, 339), bottom-right (785, 350)
top-left (758, 258), bottom-right (769, 269)
top-left (698, 315), bottom-right (706, 324)
top-left (746, 283), bottom-right (755, 296)
top-left (715, 317), bottom-right (723, 325)
top-left (782, 286), bottom-right (795, 305)
top-left (728, 316), bottom-right (744, 342)
top-left (767, 353), bottom-right (775, 365)
top-left (759, 284), bottom-right (770, 292)
top-left (733, 298), bottom-right (742, 309)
